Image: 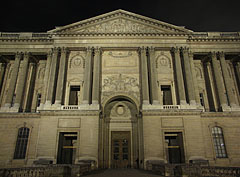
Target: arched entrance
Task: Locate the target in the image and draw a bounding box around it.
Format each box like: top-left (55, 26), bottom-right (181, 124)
top-left (98, 96), bottom-right (143, 168)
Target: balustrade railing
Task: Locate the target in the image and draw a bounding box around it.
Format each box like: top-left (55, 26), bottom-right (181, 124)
top-left (0, 164), bottom-right (91, 177)
top-left (146, 163), bottom-right (240, 177)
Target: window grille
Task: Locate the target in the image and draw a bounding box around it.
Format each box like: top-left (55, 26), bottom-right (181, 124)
top-left (212, 126), bottom-right (227, 158)
top-left (14, 127), bottom-right (30, 159)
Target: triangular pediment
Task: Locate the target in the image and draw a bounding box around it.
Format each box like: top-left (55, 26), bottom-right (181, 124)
top-left (49, 10), bottom-right (193, 34)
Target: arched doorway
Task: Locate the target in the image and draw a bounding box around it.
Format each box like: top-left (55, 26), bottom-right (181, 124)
top-left (98, 96), bottom-right (143, 168)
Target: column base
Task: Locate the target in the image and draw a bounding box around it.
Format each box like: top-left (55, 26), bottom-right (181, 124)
top-left (152, 100), bottom-right (160, 105)
top-left (79, 104), bottom-right (99, 110)
top-left (92, 100), bottom-right (99, 105)
top-left (180, 100), bottom-right (187, 105)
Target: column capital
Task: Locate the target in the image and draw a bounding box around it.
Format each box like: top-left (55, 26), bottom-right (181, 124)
top-left (181, 47), bottom-right (189, 53)
top-left (94, 47), bottom-right (102, 55)
top-left (47, 50), bottom-right (52, 57)
top-left (171, 47), bottom-right (180, 54)
top-left (52, 47), bottom-right (60, 54)
top-left (15, 52), bottom-right (22, 59)
top-left (61, 47), bottom-right (69, 54)
top-left (210, 51), bottom-right (218, 58)
top-left (189, 51), bottom-right (194, 58)
top-left (148, 46), bottom-right (155, 53)
top-left (218, 51), bottom-right (225, 58)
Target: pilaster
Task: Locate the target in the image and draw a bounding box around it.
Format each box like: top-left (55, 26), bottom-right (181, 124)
top-left (82, 47), bottom-right (93, 104)
top-left (140, 47), bottom-right (149, 105)
top-left (3, 52), bottom-right (21, 108)
top-left (189, 52), bottom-right (201, 106)
top-left (148, 47), bottom-right (159, 105)
top-left (211, 52), bottom-right (229, 111)
top-left (39, 51), bottom-right (52, 108)
top-left (182, 48), bottom-right (196, 105)
top-left (0, 62), bottom-right (6, 95)
top-left (172, 47), bottom-right (186, 105)
top-left (54, 47), bottom-right (68, 106)
top-left (219, 52), bottom-right (237, 108)
top-left (13, 52), bottom-right (30, 110)
top-left (92, 47), bottom-right (101, 105)
top-left (45, 48), bottom-right (59, 106)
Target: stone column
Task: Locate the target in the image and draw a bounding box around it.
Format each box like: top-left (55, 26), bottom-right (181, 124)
top-left (211, 52), bottom-right (228, 108)
top-left (182, 48), bottom-right (196, 105)
top-left (82, 47), bottom-right (93, 104)
top-left (0, 62), bottom-right (6, 94)
top-left (189, 52), bottom-right (201, 106)
top-left (4, 52), bottom-right (21, 107)
top-left (13, 52), bottom-right (30, 109)
top-left (148, 47), bottom-right (159, 104)
top-left (219, 52), bottom-right (236, 107)
top-left (40, 51), bottom-right (52, 106)
top-left (45, 48), bottom-right (59, 105)
top-left (55, 47), bottom-right (68, 105)
top-left (172, 47), bottom-right (186, 105)
top-left (140, 47), bottom-right (149, 104)
top-left (92, 47), bottom-right (101, 104)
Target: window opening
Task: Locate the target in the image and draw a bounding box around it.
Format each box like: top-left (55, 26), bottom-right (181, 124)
top-left (212, 127), bottom-right (227, 158)
top-left (14, 127), bottom-right (30, 159)
top-left (69, 86), bottom-right (80, 105)
top-left (36, 93), bottom-right (41, 107)
top-left (165, 132), bottom-right (185, 164)
top-left (161, 85), bottom-right (173, 105)
top-left (199, 93), bottom-right (205, 107)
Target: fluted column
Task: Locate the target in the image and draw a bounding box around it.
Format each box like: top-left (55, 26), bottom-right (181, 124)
top-left (55, 47), bottom-right (68, 105)
top-left (4, 52), bottom-right (21, 107)
top-left (182, 48), bottom-right (196, 105)
top-left (92, 47), bottom-right (101, 104)
top-left (219, 52), bottom-right (236, 107)
top-left (40, 51), bottom-right (52, 106)
top-left (189, 52), bottom-right (201, 106)
top-left (211, 52), bottom-right (228, 108)
top-left (13, 52), bottom-right (30, 109)
top-left (236, 62), bottom-right (240, 87)
top-left (83, 47), bottom-right (93, 104)
top-left (140, 47), bottom-right (149, 104)
top-left (46, 48), bottom-right (59, 105)
top-left (172, 47), bottom-right (186, 105)
top-left (148, 47), bottom-right (159, 104)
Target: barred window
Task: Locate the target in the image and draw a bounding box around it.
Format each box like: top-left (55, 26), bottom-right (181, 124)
top-left (212, 126), bottom-right (227, 158)
top-left (14, 127), bottom-right (30, 159)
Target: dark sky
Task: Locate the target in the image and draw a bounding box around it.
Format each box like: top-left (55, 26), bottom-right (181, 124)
top-left (0, 0), bottom-right (239, 32)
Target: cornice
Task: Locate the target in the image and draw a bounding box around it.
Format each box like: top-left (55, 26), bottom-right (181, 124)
top-left (0, 113), bottom-right (41, 119)
top-left (39, 110), bottom-right (100, 116)
top-left (187, 37), bottom-right (240, 42)
top-left (52, 33), bottom-right (189, 37)
top-left (200, 112), bottom-right (240, 118)
top-left (0, 38), bottom-right (53, 43)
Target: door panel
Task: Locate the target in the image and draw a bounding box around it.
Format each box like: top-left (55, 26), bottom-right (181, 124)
top-left (111, 131), bottom-right (131, 168)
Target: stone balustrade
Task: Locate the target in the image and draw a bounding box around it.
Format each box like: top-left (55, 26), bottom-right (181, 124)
top-left (0, 164), bottom-right (91, 177)
top-left (146, 163), bottom-right (240, 177)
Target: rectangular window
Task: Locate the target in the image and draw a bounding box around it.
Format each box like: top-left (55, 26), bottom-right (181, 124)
top-left (69, 86), bottom-right (80, 105)
top-left (212, 127), bottom-right (227, 158)
top-left (161, 85), bottom-right (173, 105)
top-left (199, 93), bottom-right (204, 107)
top-left (37, 93), bottom-right (41, 107)
top-left (14, 127), bottom-right (30, 159)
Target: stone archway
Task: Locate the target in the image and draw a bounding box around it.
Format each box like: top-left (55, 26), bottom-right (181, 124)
top-left (98, 96), bottom-right (143, 169)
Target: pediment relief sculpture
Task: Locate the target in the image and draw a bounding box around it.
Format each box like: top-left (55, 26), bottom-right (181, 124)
top-left (49, 10), bottom-right (192, 35)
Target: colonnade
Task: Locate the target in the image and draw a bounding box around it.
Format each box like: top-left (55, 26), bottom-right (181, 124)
top-left (0, 47), bottom-right (239, 112)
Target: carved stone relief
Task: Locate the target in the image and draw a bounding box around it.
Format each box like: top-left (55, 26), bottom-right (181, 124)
top-left (110, 102), bottom-right (131, 118)
top-left (76, 18), bottom-right (164, 34)
top-left (155, 52), bottom-right (172, 74)
top-left (102, 74), bottom-right (139, 92)
top-left (195, 66), bottom-right (203, 80)
top-left (102, 51), bottom-right (138, 70)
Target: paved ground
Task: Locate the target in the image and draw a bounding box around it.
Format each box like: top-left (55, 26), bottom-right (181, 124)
top-left (83, 169), bottom-right (163, 177)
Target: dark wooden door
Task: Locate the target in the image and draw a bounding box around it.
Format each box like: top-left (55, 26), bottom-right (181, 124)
top-left (111, 131), bottom-right (131, 168)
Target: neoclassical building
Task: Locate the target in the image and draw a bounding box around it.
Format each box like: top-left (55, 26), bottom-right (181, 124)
top-left (0, 10), bottom-right (240, 169)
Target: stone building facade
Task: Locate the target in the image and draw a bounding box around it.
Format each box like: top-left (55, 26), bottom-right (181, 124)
top-left (0, 10), bottom-right (240, 168)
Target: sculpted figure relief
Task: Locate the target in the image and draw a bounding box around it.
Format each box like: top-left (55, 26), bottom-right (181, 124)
top-left (78, 19), bottom-right (163, 34)
top-left (102, 74), bottom-right (139, 92)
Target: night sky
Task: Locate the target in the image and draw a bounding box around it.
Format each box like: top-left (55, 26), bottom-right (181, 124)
top-left (0, 0), bottom-right (239, 32)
